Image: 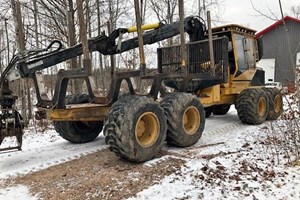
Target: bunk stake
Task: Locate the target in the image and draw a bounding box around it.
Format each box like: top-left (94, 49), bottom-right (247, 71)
top-left (179, 0), bottom-right (186, 69)
top-left (134, 0), bottom-right (146, 76)
top-left (207, 11), bottom-right (215, 77)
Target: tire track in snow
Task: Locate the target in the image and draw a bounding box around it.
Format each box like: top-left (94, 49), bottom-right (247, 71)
top-left (157, 111), bottom-right (250, 162)
top-left (0, 135), bottom-right (108, 179)
top-left (0, 110), bottom-right (250, 179)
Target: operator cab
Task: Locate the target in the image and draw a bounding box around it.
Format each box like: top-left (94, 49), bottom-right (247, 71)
top-left (210, 25), bottom-right (260, 75)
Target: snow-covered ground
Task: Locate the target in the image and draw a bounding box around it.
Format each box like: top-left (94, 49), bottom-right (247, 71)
top-left (0, 108), bottom-right (299, 199)
top-left (131, 115), bottom-right (300, 200)
top-left (0, 126), bottom-right (107, 179)
top-left (0, 124), bottom-right (108, 200)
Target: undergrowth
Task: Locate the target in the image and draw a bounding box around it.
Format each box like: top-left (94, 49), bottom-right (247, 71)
top-left (263, 92), bottom-right (300, 165)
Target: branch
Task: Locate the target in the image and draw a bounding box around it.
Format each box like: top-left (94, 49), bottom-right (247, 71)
top-left (250, 0), bottom-right (279, 21)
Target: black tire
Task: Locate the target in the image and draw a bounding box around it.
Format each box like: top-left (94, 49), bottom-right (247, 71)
top-left (104, 95), bottom-right (167, 162)
top-left (160, 93), bottom-right (205, 147)
top-left (212, 104), bottom-right (231, 115)
top-left (237, 89), bottom-right (269, 125)
top-left (53, 94), bottom-right (103, 143)
top-left (17, 132), bottom-right (22, 150)
top-left (15, 111), bottom-right (23, 150)
top-left (263, 88), bottom-right (283, 120)
top-left (205, 107), bottom-right (212, 118)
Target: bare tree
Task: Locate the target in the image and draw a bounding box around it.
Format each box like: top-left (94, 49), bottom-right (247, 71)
top-left (0, 26), bottom-right (4, 73)
top-left (149, 0), bottom-right (177, 46)
top-left (11, 0), bottom-right (31, 126)
top-left (32, 0), bottom-right (39, 48)
top-left (250, 0), bottom-right (280, 21)
top-left (4, 18), bottom-right (10, 64)
top-left (291, 5), bottom-right (300, 19)
top-left (195, 0), bottom-right (224, 21)
top-left (65, 0), bottom-right (80, 93)
top-left (76, 0), bottom-right (90, 68)
top-left (95, 0), bottom-right (107, 94)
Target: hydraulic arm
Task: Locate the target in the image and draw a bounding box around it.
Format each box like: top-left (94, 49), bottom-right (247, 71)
top-left (7, 16), bottom-right (205, 80)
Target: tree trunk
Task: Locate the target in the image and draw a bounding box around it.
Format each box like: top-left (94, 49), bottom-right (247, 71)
top-left (11, 0), bottom-right (30, 126)
top-left (27, 0), bottom-right (40, 124)
top-left (278, 0), bottom-right (300, 108)
top-left (0, 25), bottom-right (3, 74)
top-left (4, 19), bottom-right (10, 64)
top-left (76, 0), bottom-right (90, 65)
top-left (167, 0), bottom-right (173, 46)
top-left (108, 0), bottom-right (115, 75)
top-left (96, 0), bottom-right (106, 95)
top-left (33, 0), bottom-right (39, 48)
top-left (66, 0), bottom-right (79, 93)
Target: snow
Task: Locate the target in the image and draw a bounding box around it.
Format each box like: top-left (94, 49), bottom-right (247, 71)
top-left (0, 107), bottom-right (300, 199)
top-left (0, 185), bottom-right (38, 200)
top-left (129, 108), bottom-right (300, 200)
top-left (0, 125), bottom-right (107, 179)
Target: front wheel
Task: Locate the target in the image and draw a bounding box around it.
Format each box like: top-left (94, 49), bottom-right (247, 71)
top-left (205, 107), bottom-right (213, 118)
top-left (212, 104), bottom-right (231, 115)
top-left (263, 88), bottom-right (283, 120)
top-left (236, 89), bottom-right (269, 125)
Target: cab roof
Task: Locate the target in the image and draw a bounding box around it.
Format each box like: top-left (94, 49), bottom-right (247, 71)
top-left (212, 24), bottom-right (257, 36)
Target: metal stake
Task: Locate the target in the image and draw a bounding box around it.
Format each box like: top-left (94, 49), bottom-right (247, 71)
top-left (207, 11), bottom-right (215, 77)
top-left (134, 0), bottom-right (146, 76)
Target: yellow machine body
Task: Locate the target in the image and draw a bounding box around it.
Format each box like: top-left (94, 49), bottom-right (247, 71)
top-left (197, 24), bottom-right (262, 107)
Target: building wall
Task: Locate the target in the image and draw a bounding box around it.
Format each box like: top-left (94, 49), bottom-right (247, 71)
top-left (260, 20), bottom-right (300, 83)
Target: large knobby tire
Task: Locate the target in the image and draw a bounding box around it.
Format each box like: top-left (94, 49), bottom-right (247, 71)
top-left (205, 107), bottom-right (213, 118)
top-left (160, 93), bottom-right (205, 147)
top-left (53, 94), bottom-right (103, 143)
top-left (263, 88), bottom-right (283, 120)
top-left (104, 95), bottom-right (167, 162)
top-left (237, 89), bottom-right (269, 125)
top-left (212, 104), bottom-right (231, 115)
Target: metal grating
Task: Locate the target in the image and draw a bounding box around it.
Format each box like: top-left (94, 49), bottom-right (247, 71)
top-left (157, 37), bottom-right (229, 91)
top-left (158, 37), bottom-right (228, 81)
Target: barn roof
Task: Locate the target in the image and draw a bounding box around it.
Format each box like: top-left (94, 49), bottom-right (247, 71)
top-left (256, 16), bottom-right (300, 38)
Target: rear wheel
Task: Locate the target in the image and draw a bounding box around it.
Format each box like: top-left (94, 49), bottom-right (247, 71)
top-left (237, 89), bottom-right (269, 125)
top-left (53, 94), bottom-right (103, 143)
top-left (263, 88), bottom-right (283, 120)
top-left (160, 93), bottom-right (205, 147)
top-left (104, 95), bottom-right (167, 162)
top-left (212, 104), bottom-right (231, 115)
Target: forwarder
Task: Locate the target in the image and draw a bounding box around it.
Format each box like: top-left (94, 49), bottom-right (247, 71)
top-left (0, 8), bottom-right (282, 162)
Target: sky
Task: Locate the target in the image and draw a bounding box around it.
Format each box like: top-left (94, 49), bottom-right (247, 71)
top-left (221, 0), bottom-right (298, 32)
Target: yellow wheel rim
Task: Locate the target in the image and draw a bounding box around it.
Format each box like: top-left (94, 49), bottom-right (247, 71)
top-left (274, 95), bottom-right (282, 113)
top-left (135, 112), bottom-right (160, 147)
top-left (258, 97), bottom-right (267, 117)
top-left (182, 106), bottom-right (200, 135)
